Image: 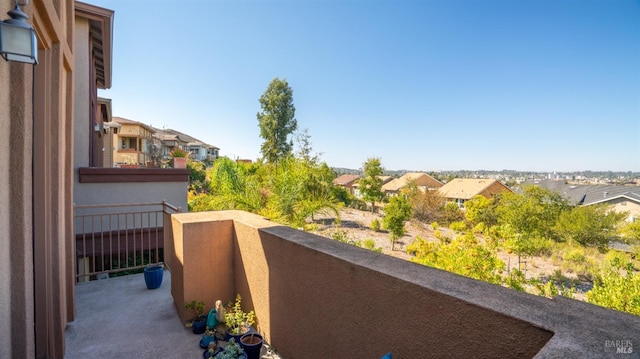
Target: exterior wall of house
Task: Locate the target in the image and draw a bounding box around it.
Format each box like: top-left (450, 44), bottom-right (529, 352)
top-left (0, 1), bottom-right (75, 358)
top-left (75, 180), bottom-right (188, 211)
top-left (74, 16), bottom-right (91, 173)
top-left (115, 123), bottom-right (153, 165)
top-left (0, 44), bottom-right (35, 359)
top-left (480, 180), bottom-right (512, 198)
top-left (604, 197), bottom-right (640, 222)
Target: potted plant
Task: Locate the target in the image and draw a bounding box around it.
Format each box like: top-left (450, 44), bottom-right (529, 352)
top-left (185, 300), bottom-right (207, 334)
top-left (239, 333), bottom-right (263, 359)
top-left (169, 148), bottom-right (188, 168)
top-left (200, 327), bottom-right (217, 349)
top-left (224, 294), bottom-right (255, 343)
top-left (202, 339), bottom-right (221, 359)
top-left (211, 338), bottom-right (246, 359)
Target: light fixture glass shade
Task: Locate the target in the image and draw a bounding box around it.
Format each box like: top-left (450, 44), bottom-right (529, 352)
top-left (0, 20), bottom-right (37, 64)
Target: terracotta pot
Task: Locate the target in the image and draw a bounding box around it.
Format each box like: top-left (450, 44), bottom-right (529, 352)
top-left (172, 157), bottom-right (187, 168)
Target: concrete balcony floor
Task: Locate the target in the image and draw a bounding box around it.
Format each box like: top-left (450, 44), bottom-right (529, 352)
top-left (65, 270), bottom-right (280, 359)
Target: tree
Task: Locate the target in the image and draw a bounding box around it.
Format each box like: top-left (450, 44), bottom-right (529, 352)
top-left (257, 77), bottom-right (297, 163)
top-left (403, 183), bottom-right (446, 224)
top-left (553, 205), bottom-right (626, 250)
top-left (359, 157), bottom-right (385, 212)
top-left (464, 195), bottom-right (498, 229)
top-left (496, 186), bottom-right (569, 242)
top-left (294, 128), bottom-right (321, 164)
top-left (383, 195), bottom-right (412, 250)
top-left (496, 186), bottom-right (569, 269)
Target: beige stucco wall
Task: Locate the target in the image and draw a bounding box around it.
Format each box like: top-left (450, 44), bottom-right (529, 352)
top-left (73, 17), bottom-right (91, 175)
top-left (608, 197), bottom-right (640, 222)
top-left (74, 181), bottom-right (188, 212)
top-left (0, 56), bottom-right (35, 359)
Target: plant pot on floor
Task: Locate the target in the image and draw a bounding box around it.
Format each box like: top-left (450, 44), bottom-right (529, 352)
top-left (192, 317), bottom-right (207, 334)
top-left (240, 333), bottom-right (263, 359)
top-left (143, 265), bottom-right (163, 289)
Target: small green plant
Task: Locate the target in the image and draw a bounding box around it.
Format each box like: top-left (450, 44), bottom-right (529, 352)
top-left (449, 221), bottom-right (467, 233)
top-left (563, 248), bottom-right (585, 263)
top-left (169, 147), bottom-right (188, 158)
top-left (224, 294), bottom-right (255, 335)
top-left (370, 219), bottom-right (381, 232)
top-left (185, 300), bottom-right (205, 319)
top-left (362, 238), bottom-right (382, 253)
top-left (212, 338), bottom-right (245, 359)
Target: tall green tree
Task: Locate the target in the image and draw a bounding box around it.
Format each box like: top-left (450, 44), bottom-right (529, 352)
top-left (257, 77), bottom-right (297, 163)
top-left (359, 157), bottom-right (385, 212)
top-left (383, 195), bottom-right (413, 250)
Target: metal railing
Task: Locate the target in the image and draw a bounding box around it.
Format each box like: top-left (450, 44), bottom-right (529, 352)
top-left (73, 201), bottom-right (182, 282)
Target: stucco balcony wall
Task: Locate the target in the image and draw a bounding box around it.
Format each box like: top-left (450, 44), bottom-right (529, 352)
top-left (169, 210), bottom-right (640, 359)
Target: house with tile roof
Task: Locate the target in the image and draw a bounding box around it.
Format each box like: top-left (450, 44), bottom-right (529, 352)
top-left (382, 172), bottom-right (443, 196)
top-left (153, 127), bottom-right (219, 162)
top-left (333, 174), bottom-right (361, 195)
top-left (438, 178), bottom-right (512, 208)
top-left (112, 117), bottom-right (155, 166)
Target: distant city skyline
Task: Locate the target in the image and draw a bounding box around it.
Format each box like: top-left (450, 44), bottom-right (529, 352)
top-left (89, 0), bottom-right (640, 172)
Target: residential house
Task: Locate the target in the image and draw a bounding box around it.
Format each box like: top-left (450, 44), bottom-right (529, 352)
top-left (332, 174), bottom-right (361, 195)
top-left (187, 140), bottom-right (219, 162)
top-left (155, 130), bottom-right (190, 159)
top-left (382, 172), bottom-right (443, 196)
top-left (153, 127), bottom-right (219, 163)
top-left (524, 179), bottom-right (640, 223)
top-left (438, 178), bottom-right (512, 208)
top-left (111, 116), bottom-right (155, 166)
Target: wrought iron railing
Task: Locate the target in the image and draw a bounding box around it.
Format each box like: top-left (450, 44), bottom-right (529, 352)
top-left (73, 201), bottom-right (181, 281)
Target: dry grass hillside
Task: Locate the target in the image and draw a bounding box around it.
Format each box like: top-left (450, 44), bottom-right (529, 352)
top-left (309, 207), bottom-right (598, 300)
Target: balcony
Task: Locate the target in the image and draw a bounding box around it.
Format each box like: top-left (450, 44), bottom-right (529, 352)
top-left (67, 210), bottom-right (639, 358)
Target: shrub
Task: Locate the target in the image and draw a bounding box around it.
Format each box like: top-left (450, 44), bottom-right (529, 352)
top-left (563, 248), bottom-right (586, 263)
top-left (449, 221), bottom-right (467, 233)
top-left (586, 260), bottom-right (640, 315)
top-left (605, 250), bottom-right (631, 268)
top-left (362, 238), bottom-right (382, 253)
top-left (370, 219), bottom-right (381, 232)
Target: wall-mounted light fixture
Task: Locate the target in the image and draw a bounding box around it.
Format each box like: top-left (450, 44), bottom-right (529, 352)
top-left (0, 0), bottom-right (37, 64)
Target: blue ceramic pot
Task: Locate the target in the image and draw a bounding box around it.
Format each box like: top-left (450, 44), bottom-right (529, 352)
top-left (143, 265), bottom-right (163, 289)
top-left (192, 318), bottom-right (207, 334)
top-left (200, 334), bottom-right (216, 349)
top-left (239, 333), bottom-right (263, 359)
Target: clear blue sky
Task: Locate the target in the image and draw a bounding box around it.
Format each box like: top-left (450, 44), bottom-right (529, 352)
top-left (88, 0), bottom-right (640, 172)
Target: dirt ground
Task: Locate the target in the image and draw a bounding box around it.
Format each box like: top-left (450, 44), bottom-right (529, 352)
top-left (309, 208), bottom-right (589, 300)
